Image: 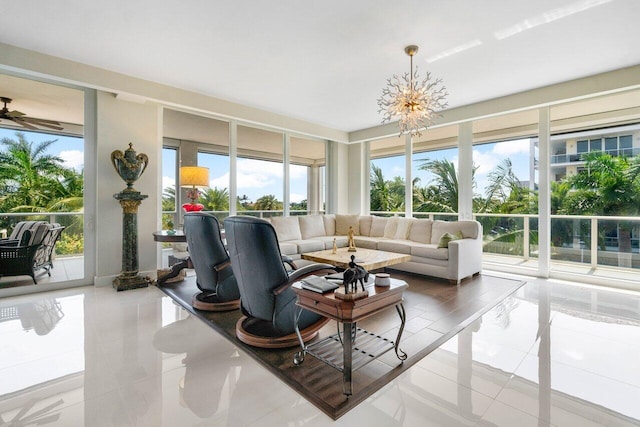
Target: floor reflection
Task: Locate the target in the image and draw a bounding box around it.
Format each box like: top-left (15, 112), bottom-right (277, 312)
top-left (152, 316), bottom-right (241, 419)
top-left (0, 279), bottom-right (638, 425)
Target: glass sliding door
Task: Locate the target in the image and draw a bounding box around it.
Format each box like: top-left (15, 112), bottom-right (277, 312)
top-left (0, 74), bottom-right (86, 290)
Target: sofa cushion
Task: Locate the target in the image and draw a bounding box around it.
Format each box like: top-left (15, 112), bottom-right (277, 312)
top-left (359, 216), bottom-right (373, 236)
top-left (377, 239), bottom-right (412, 255)
top-left (383, 217), bottom-right (399, 238)
top-left (394, 218), bottom-right (413, 240)
top-left (408, 219), bottom-right (433, 244)
top-left (313, 235), bottom-right (348, 249)
top-left (369, 216), bottom-right (387, 237)
top-left (323, 214), bottom-right (336, 236)
top-left (353, 236), bottom-right (380, 250)
top-left (278, 241), bottom-right (299, 256)
top-left (437, 231), bottom-right (463, 248)
top-left (431, 220), bottom-right (456, 244)
top-left (288, 239), bottom-right (325, 253)
top-left (335, 214), bottom-right (360, 236)
top-left (271, 216), bottom-right (302, 241)
top-left (299, 215), bottom-right (326, 239)
top-left (457, 220), bottom-right (480, 239)
top-left (410, 243), bottom-right (449, 260)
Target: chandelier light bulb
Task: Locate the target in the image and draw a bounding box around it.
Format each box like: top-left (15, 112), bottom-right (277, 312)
top-left (377, 45), bottom-right (448, 137)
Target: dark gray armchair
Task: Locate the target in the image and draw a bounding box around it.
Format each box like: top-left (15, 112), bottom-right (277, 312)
top-left (224, 215), bottom-right (335, 348)
top-left (184, 212), bottom-right (240, 311)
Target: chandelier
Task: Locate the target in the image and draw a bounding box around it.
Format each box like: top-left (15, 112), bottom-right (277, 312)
top-left (377, 45), bottom-right (448, 137)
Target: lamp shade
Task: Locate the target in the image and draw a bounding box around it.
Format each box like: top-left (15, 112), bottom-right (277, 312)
top-left (180, 166), bottom-right (209, 188)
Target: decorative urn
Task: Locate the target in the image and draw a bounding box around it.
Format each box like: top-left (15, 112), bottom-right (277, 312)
top-left (111, 143), bottom-right (149, 191)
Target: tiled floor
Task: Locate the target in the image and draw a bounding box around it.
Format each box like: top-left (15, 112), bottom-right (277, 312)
top-left (0, 273), bottom-right (639, 426)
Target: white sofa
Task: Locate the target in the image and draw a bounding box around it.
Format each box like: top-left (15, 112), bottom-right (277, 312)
top-left (267, 214), bottom-right (483, 285)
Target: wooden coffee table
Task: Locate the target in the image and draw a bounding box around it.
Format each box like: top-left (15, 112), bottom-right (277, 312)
top-left (292, 278), bottom-right (408, 395)
top-left (301, 247), bottom-right (410, 271)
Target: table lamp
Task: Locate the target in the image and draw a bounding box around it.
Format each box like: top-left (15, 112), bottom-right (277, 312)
top-left (180, 166), bottom-right (209, 212)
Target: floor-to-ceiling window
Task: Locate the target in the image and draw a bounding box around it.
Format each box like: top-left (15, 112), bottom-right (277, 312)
top-left (237, 125), bottom-right (284, 218)
top-left (471, 110), bottom-right (539, 261)
top-left (290, 137), bottom-right (326, 215)
top-left (369, 137), bottom-right (406, 216)
top-left (549, 89), bottom-right (640, 275)
top-left (412, 124), bottom-right (459, 221)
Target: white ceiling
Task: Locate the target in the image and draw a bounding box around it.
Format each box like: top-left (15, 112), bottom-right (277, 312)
top-left (1, 0), bottom-right (640, 132)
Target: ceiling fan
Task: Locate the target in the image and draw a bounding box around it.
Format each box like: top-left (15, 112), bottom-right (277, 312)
top-left (0, 96), bottom-right (63, 131)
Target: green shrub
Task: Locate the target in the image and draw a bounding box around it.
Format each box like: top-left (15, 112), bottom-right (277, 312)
top-left (56, 232), bottom-right (84, 255)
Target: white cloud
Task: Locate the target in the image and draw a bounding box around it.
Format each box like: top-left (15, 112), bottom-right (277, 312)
top-left (290, 192), bottom-right (306, 203)
top-left (472, 150), bottom-right (501, 176)
top-left (492, 139), bottom-right (531, 156)
top-left (59, 150), bottom-right (84, 171)
top-left (210, 172), bottom-right (230, 190)
top-left (232, 158), bottom-right (281, 191)
top-left (290, 164), bottom-right (307, 179)
top-left (162, 176), bottom-right (175, 190)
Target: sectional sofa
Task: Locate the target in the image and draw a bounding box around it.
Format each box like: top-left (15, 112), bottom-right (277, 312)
top-left (266, 214), bottom-right (483, 285)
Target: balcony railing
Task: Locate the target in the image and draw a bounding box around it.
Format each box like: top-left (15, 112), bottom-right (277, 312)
top-left (376, 211), bottom-right (640, 272)
top-left (550, 147), bottom-right (640, 164)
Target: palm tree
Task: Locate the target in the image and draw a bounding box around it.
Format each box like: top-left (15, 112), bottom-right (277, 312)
top-left (370, 164), bottom-right (391, 212)
top-left (414, 158), bottom-right (464, 212)
top-left (254, 194), bottom-right (282, 211)
top-left (561, 152), bottom-right (640, 264)
top-left (200, 187), bottom-right (230, 211)
top-left (162, 186), bottom-right (176, 212)
top-left (369, 164), bottom-right (405, 212)
top-left (0, 132), bottom-right (69, 212)
top-left (483, 158), bottom-right (537, 214)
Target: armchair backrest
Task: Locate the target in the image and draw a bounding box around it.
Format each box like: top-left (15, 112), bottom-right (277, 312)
top-left (34, 224), bottom-right (65, 268)
top-left (8, 221), bottom-right (47, 242)
top-left (184, 212), bottom-right (231, 291)
top-left (19, 223), bottom-right (50, 247)
top-left (223, 216), bottom-right (289, 321)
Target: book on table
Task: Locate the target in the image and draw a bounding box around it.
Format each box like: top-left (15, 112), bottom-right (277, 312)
top-left (300, 275), bottom-right (340, 293)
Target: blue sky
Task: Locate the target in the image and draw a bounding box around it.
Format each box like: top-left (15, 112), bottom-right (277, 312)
top-left (0, 128), bottom-right (84, 171)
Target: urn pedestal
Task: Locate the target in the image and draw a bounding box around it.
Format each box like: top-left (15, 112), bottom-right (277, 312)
top-left (112, 190), bottom-right (151, 291)
top-left (111, 143), bottom-right (151, 291)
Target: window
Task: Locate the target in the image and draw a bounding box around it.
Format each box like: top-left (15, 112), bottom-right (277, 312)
top-left (237, 125), bottom-right (284, 218)
top-left (370, 138), bottom-right (406, 215)
top-left (290, 137), bottom-right (326, 215)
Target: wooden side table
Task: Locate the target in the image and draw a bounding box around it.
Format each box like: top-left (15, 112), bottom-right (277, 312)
top-left (292, 278), bottom-right (408, 395)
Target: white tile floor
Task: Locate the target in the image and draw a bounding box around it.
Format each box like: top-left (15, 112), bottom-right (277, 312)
top-left (0, 274), bottom-right (639, 426)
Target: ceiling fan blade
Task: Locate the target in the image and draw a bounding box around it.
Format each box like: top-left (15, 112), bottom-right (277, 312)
top-left (7, 110), bottom-right (26, 118)
top-left (20, 117), bottom-right (64, 131)
top-left (12, 118), bottom-right (39, 130)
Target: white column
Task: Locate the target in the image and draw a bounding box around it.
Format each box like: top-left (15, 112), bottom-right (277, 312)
top-left (405, 134), bottom-right (413, 218)
top-left (229, 121), bottom-right (238, 216)
top-left (364, 141), bottom-right (371, 215)
top-left (458, 122), bottom-right (473, 220)
top-left (283, 133), bottom-right (290, 216)
top-left (538, 107), bottom-right (551, 277)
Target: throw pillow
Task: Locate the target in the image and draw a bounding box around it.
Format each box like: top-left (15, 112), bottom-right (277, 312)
top-left (394, 218), bottom-right (413, 240)
top-left (299, 215), bottom-right (326, 239)
top-left (383, 217), bottom-right (399, 238)
top-left (335, 214), bottom-right (360, 235)
top-left (369, 216), bottom-right (387, 237)
top-left (437, 230), bottom-right (464, 248)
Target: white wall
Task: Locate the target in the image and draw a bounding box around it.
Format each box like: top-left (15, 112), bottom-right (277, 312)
top-left (94, 91), bottom-right (161, 285)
